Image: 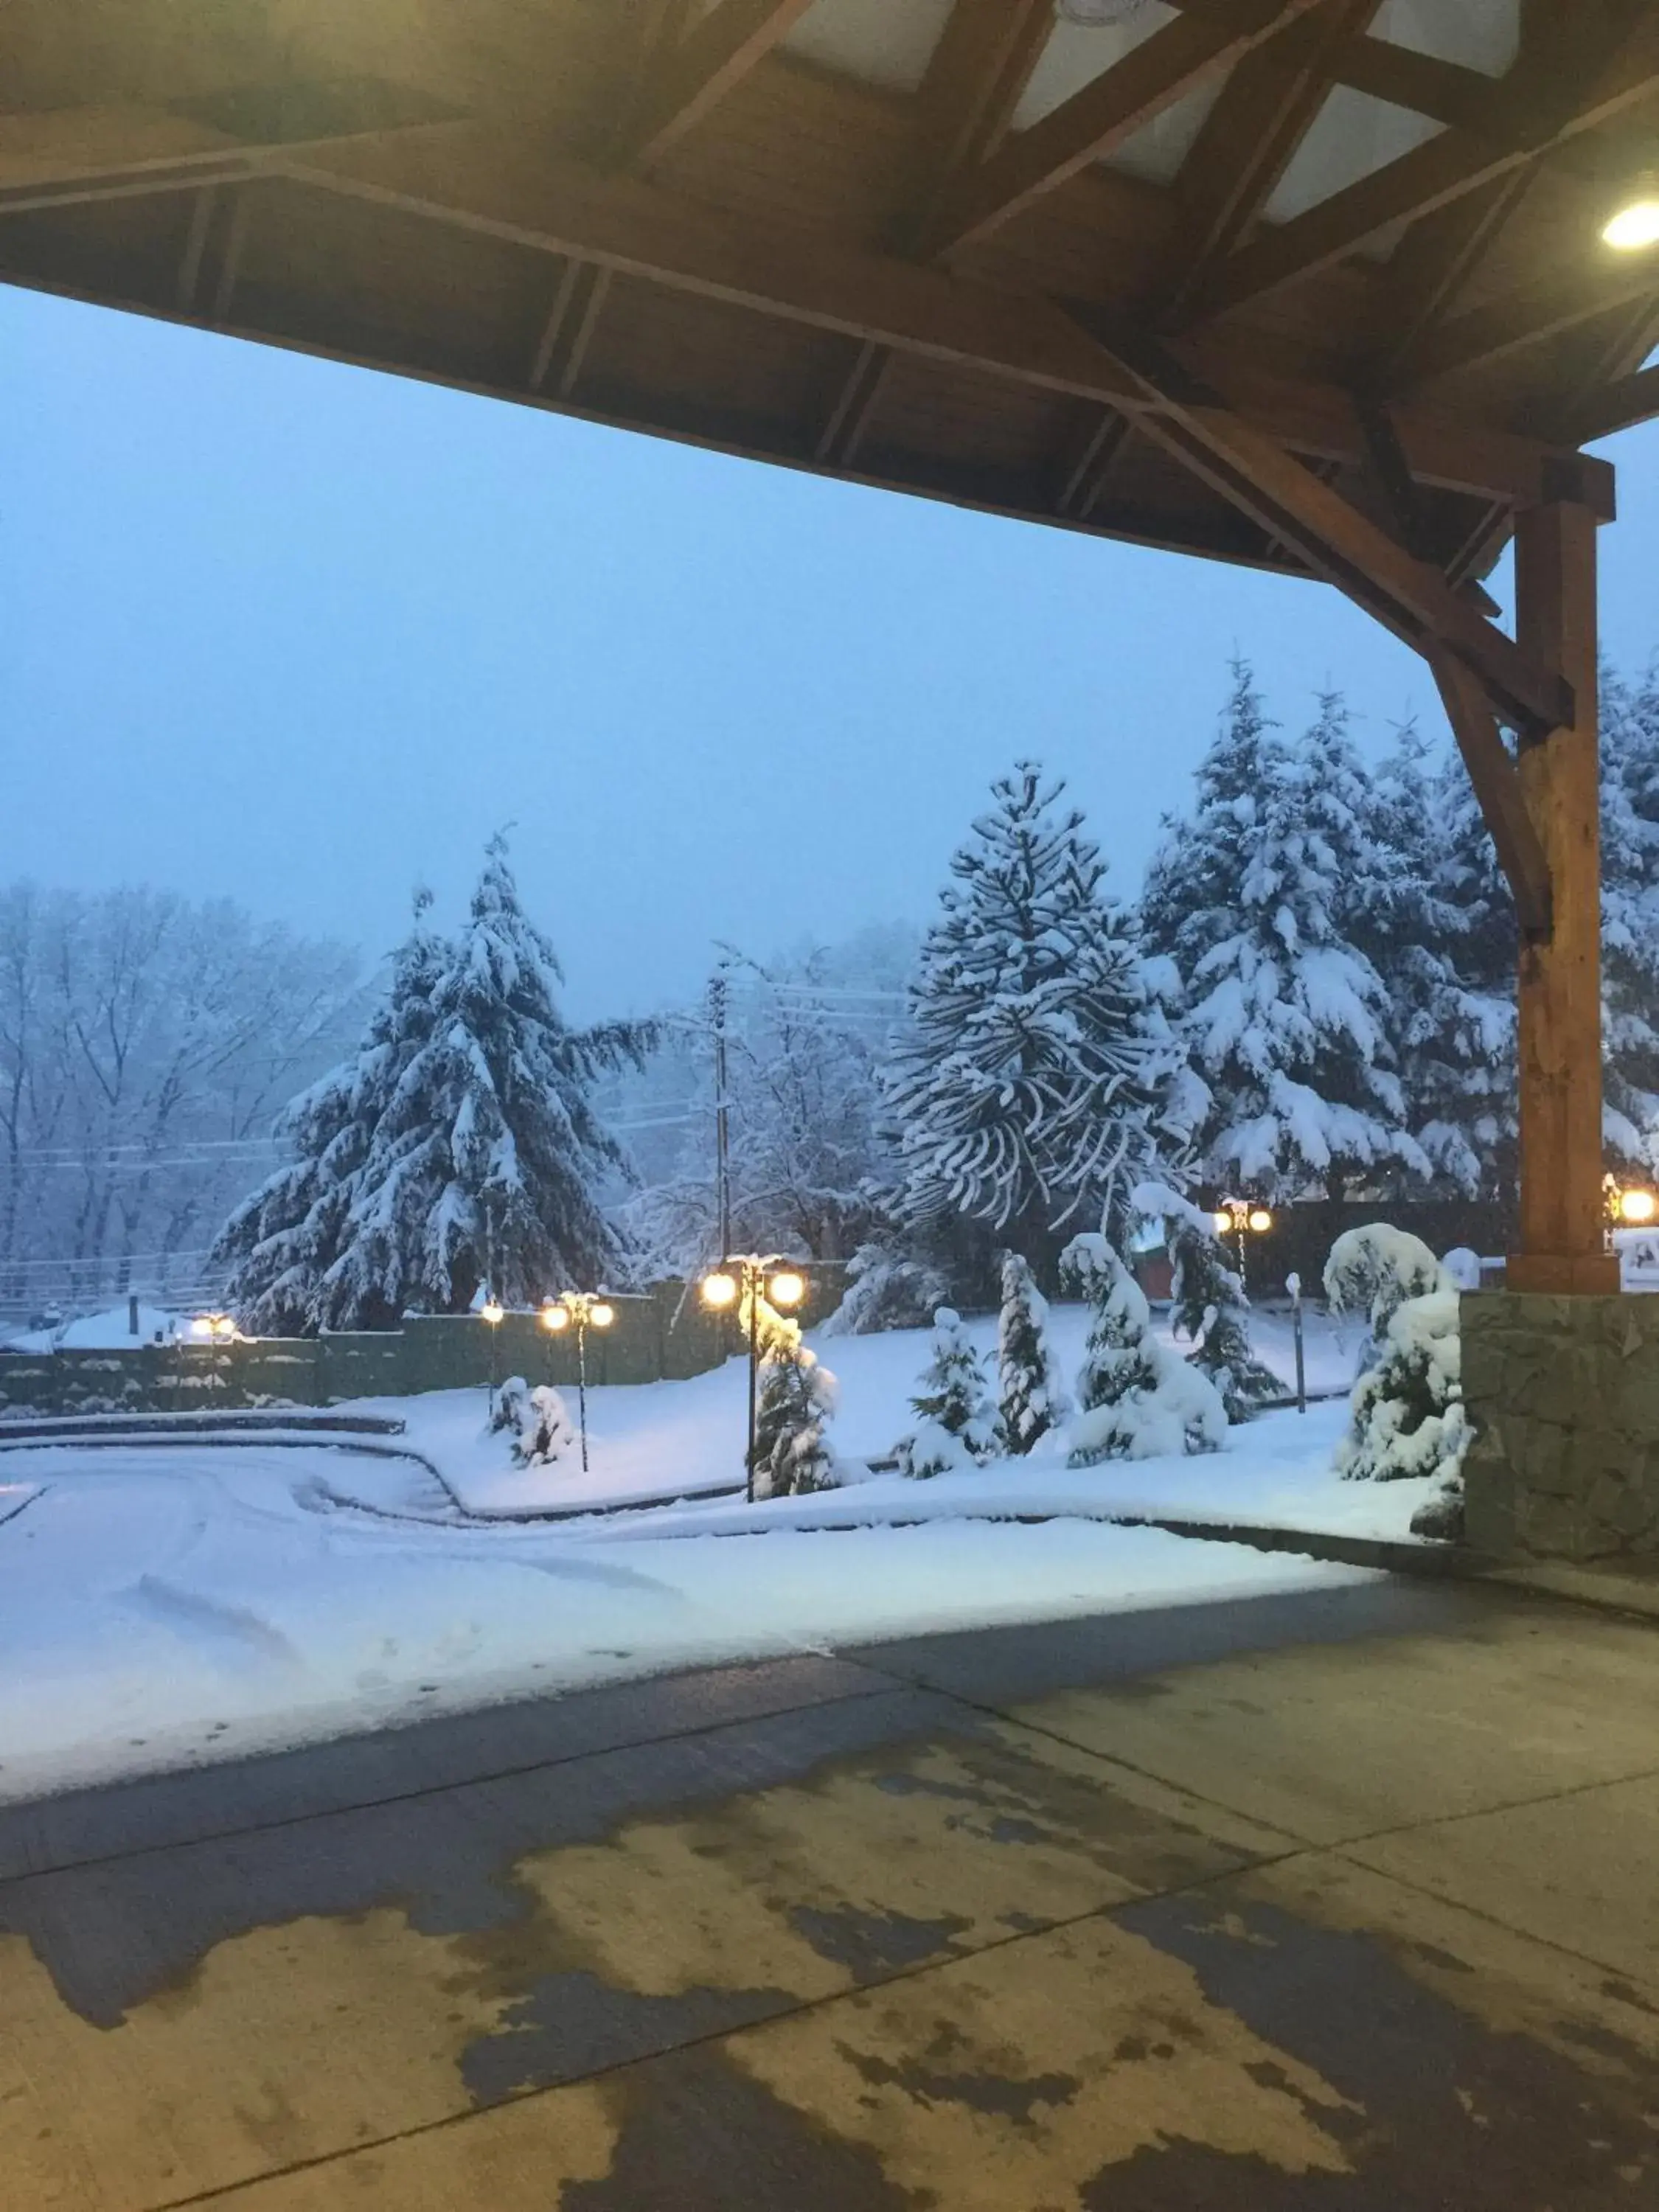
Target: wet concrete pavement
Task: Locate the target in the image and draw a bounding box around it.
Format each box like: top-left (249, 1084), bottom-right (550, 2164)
top-left (1, 1576), bottom-right (1656, 2208)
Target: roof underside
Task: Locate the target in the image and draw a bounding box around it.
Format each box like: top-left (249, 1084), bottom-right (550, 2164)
top-left (4, 0), bottom-right (1658, 590)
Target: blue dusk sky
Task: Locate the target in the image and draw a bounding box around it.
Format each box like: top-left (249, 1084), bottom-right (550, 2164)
top-left (4, 283), bottom-right (1656, 1021)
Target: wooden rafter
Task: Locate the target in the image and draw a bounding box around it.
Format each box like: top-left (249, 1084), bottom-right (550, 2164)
top-left (1153, 0), bottom-right (1383, 324)
top-left (910, 0), bottom-right (1053, 220)
top-left (627, 0), bottom-right (818, 169)
top-left (1193, 4), bottom-right (1659, 319)
top-left (923, 0), bottom-right (1326, 256)
top-left (1565, 352), bottom-right (1659, 444)
top-left (1056, 302), bottom-right (1569, 740)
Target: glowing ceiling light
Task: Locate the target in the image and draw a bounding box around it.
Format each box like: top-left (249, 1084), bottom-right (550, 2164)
top-left (1604, 190), bottom-right (1659, 253)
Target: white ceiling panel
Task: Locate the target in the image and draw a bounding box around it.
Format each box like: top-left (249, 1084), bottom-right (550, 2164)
top-left (778, 0), bottom-right (958, 96)
top-left (1368, 0), bottom-right (1520, 77)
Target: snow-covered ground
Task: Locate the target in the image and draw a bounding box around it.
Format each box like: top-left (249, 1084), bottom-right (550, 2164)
top-left (0, 1305), bottom-right (1405, 1806)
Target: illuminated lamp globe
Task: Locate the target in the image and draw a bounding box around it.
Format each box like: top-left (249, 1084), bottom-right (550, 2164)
top-left (540, 1301), bottom-right (571, 1332)
top-left (1604, 184), bottom-right (1659, 253)
top-left (480, 1300), bottom-right (505, 1326)
top-left (1248, 1207), bottom-right (1273, 1235)
top-left (1211, 1210), bottom-right (1233, 1237)
top-left (768, 1270), bottom-right (807, 1310)
top-left (700, 1270), bottom-right (739, 1310)
top-left (1619, 1187), bottom-right (1658, 1226)
top-left (591, 1301), bottom-right (616, 1329)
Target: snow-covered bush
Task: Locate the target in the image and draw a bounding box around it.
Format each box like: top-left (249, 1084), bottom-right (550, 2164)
top-left (894, 1307), bottom-right (998, 1478)
top-left (1337, 1290), bottom-right (1469, 1498)
top-left (752, 1327), bottom-right (841, 1498)
top-left (1135, 1179), bottom-right (1279, 1422)
top-left (1324, 1222), bottom-right (1448, 1367)
top-left (1060, 1233), bottom-right (1226, 1464)
top-left (1326, 1224), bottom-right (1467, 1526)
top-left (997, 1252), bottom-right (1067, 1455)
top-left (821, 1242), bottom-right (951, 1337)
top-left (489, 1374), bottom-right (577, 1468)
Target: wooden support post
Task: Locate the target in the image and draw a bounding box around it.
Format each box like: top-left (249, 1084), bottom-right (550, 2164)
top-left (1508, 496), bottom-right (1618, 1294)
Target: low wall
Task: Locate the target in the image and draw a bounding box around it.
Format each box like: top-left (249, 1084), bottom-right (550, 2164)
top-left (0, 1265), bottom-right (849, 1418)
top-left (1462, 1291), bottom-right (1659, 1563)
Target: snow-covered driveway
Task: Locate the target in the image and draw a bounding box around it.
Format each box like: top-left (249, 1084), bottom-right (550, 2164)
top-left (0, 1432), bottom-right (1375, 1807)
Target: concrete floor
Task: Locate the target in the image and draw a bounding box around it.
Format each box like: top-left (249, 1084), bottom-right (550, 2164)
top-left (1, 1577), bottom-right (1657, 2209)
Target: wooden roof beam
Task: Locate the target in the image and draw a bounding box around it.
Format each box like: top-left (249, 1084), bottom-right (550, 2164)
top-left (1057, 302), bottom-right (1570, 740)
top-left (1570, 358), bottom-right (1659, 442)
top-left (1433, 653), bottom-right (1552, 939)
top-left (627, 0), bottom-right (818, 169)
top-left (906, 0), bottom-right (1054, 246)
top-left (1193, 2), bottom-right (1659, 319)
top-left (272, 129), bottom-right (1597, 517)
top-left (1153, 0), bottom-right (1384, 324)
top-left (923, 0), bottom-right (1326, 256)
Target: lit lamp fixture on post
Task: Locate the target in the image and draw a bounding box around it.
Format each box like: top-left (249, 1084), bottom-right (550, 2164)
top-left (1212, 1199), bottom-right (1273, 1287)
top-left (538, 1292), bottom-right (615, 1474)
top-left (698, 1257), bottom-right (807, 1502)
top-left (189, 1310), bottom-right (239, 1401)
top-left (479, 1296), bottom-right (505, 1419)
top-left (1604, 1172), bottom-right (1658, 1242)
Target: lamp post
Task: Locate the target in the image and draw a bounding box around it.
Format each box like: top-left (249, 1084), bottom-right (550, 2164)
top-left (538, 1292), bottom-right (615, 1473)
top-left (189, 1310), bottom-right (239, 1403)
top-left (479, 1296), bottom-right (505, 1419)
top-left (1211, 1200), bottom-right (1274, 1289)
top-left (698, 1256), bottom-right (807, 1501)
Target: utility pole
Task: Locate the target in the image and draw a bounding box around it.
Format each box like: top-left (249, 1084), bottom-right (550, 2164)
top-left (709, 966), bottom-right (731, 1259)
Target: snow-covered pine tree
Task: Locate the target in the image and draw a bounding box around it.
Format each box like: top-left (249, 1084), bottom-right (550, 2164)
top-left (1146, 669), bottom-right (1421, 1204)
top-left (215, 891), bottom-right (446, 1332)
top-left (884, 762), bottom-right (1163, 1266)
top-left (894, 1307), bottom-right (998, 1476)
top-left (821, 1239), bottom-right (953, 1336)
top-left (996, 1251), bottom-right (1066, 1454)
top-left (1131, 1178), bottom-right (1278, 1420)
top-left (751, 1323), bottom-right (840, 1497)
top-left (1601, 659), bottom-right (1659, 1175)
top-left (1363, 726), bottom-right (1516, 1200)
top-left (319, 835), bottom-right (648, 1321)
top-left (1060, 1231), bottom-right (1226, 1462)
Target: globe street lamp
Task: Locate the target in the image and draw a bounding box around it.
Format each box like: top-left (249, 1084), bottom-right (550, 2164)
top-left (539, 1292), bottom-right (615, 1473)
top-left (698, 1256), bottom-right (807, 1501)
top-left (188, 1310), bottom-right (239, 1403)
top-left (1211, 1199), bottom-right (1273, 1287)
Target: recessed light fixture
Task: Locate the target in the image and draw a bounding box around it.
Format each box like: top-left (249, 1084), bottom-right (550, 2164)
top-left (1604, 177), bottom-right (1659, 252)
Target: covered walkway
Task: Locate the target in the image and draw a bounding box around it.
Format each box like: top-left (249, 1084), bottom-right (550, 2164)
top-left (1, 1576), bottom-right (1655, 2208)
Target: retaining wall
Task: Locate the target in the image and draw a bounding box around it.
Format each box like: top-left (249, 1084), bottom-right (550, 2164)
top-left (0, 1266), bottom-right (849, 1417)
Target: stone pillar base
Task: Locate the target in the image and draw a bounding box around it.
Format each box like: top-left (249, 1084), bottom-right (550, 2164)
top-left (1462, 1291), bottom-right (1659, 1562)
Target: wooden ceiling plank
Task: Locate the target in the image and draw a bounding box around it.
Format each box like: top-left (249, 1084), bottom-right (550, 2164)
top-left (925, 0), bottom-right (1327, 256)
top-left (630, 0), bottom-right (819, 169)
top-left (1155, 0), bottom-right (1385, 323)
top-left (266, 131), bottom-right (1596, 515)
top-left (1405, 250), bottom-right (1659, 386)
top-left (1194, 4), bottom-right (1659, 319)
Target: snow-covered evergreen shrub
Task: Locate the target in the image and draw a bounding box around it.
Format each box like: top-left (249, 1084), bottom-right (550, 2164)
top-left (1134, 1179), bottom-right (1279, 1422)
top-left (821, 1242), bottom-right (951, 1337)
top-left (1338, 1290), bottom-right (1469, 1495)
top-left (894, 1307), bottom-right (998, 1478)
top-left (489, 1374), bottom-right (577, 1467)
top-left (1324, 1222), bottom-right (1447, 1367)
top-left (885, 761), bottom-right (1163, 1256)
top-left (1060, 1233), bottom-right (1226, 1464)
top-left (751, 1328), bottom-right (840, 1498)
top-left (1326, 1225), bottom-right (1468, 1526)
top-left (996, 1252), bottom-right (1067, 1454)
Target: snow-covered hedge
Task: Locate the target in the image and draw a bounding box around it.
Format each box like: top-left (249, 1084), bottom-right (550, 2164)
top-left (1060, 1233), bottom-right (1226, 1464)
top-left (1324, 1225), bottom-right (1468, 1534)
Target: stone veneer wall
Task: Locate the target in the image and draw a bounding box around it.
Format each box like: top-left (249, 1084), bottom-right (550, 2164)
top-left (1462, 1290), bottom-right (1659, 1562)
